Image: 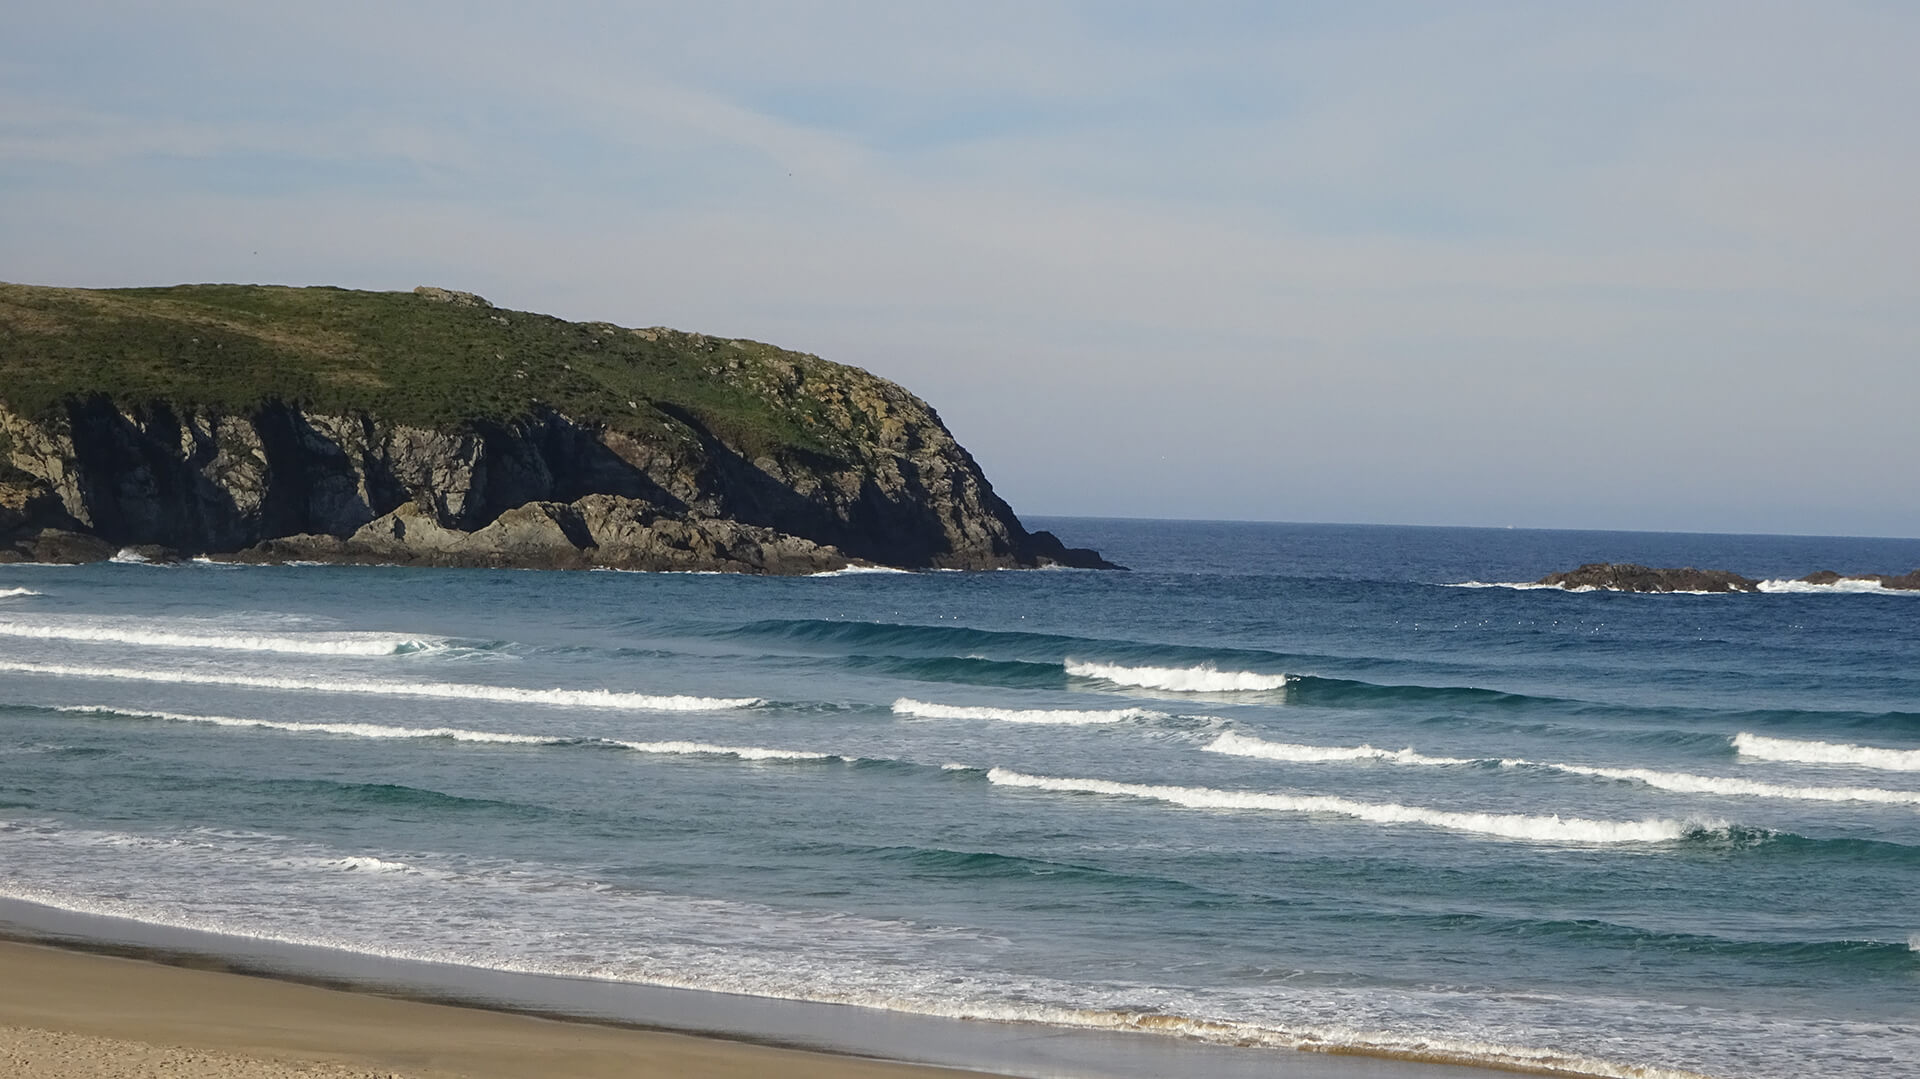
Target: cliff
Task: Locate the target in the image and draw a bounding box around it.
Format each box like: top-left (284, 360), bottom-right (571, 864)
top-left (0, 283), bottom-right (1114, 572)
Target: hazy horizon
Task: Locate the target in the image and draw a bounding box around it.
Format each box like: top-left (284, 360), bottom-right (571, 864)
top-left (6, 4), bottom-right (1915, 538)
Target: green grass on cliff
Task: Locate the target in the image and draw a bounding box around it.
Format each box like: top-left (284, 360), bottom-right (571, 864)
top-left (0, 282), bottom-right (876, 462)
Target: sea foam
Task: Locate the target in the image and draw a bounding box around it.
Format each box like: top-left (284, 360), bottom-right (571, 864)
top-left (0, 588), bottom-right (42, 599)
top-left (985, 768), bottom-right (1695, 844)
top-left (1064, 659), bottom-right (1291, 693)
top-left (893, 698), bottom-right (1165, 725)
top-left (0, 617), bottom-right (441, 656)
top-left (1733, 732), bottom-right (1920, 772)
top-left (0, 660), bottom-right (760, 712)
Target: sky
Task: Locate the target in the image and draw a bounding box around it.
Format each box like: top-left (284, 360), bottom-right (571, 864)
top-left (4, 2), bottom-right (1917, 537)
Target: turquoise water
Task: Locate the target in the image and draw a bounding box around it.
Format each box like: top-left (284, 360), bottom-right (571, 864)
top-left (1, 519), bottom-right (1917, 1078)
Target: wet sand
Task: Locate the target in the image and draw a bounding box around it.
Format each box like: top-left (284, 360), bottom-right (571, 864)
top-left (0, 940), bottom-right (989, 1079)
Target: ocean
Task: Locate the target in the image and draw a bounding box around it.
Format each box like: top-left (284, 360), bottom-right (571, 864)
top-left (1, 518), bottom-right (1916, 1079)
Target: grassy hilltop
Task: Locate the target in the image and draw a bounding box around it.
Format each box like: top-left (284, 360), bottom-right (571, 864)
top-left (0, 282), bottom-right (877, 463)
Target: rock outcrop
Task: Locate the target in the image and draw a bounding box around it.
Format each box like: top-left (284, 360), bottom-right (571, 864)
top-left (0, 284), bottom-right (1115, 573)
top-left (1536, 563), bottom-right (1762, 593)
top-left (1795, 569), bottom-right (1920, 590)
top-left (1535, 564), bottom-right (1920, 593)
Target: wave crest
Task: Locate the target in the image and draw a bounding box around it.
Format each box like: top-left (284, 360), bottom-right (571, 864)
top-left (0, 588), bottom-right (41, 599)
top-left (0, 660), bottom-right (760, 712)
top-left (1734, 732), bottom-right (1920, 772)
top-left (985, 768), bottom-right (1697, 844)
top-left (0, 618), bottom-right (442, 656)
top-left (1065, 659), bottom-right (1291, 693)
top-left (892, 698), bottom-right (1165, 725)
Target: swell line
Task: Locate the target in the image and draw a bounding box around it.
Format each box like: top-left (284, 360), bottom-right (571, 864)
top-left (1734, 732), bottom-right (1920, 772)
top-left (1205, 733), bottom-right (1920, 806)
top-left (985, 768), bottom-right (1703, 844)
top-left (0, 660), bottom-right (759, 712)
top-left (893, 698), bottom-right (1167, 725)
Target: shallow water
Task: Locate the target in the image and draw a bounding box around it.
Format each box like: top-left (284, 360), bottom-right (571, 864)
top-left (2, 519), bottom-right (1916, 1078)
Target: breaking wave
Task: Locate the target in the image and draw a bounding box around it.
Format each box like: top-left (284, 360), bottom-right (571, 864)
top-left (0, 588), bottom-right (41, 599)
top-left (892, 698), bottom-right (1166, 725)
top-left (1734, 732), bottom-right (1920, 772)
top-left (0, 617), bottom-right (444, 656)
top-left (1208, 733), bottom-right (1920, 805)
top-left (609, 740), bottom-right (836, 762)
top-left (1205, 731), bottom-right (1472, 765)
top-left (1756, 578), bottom-right (1919, 595)
top-left (0, 660), bottom-right (760, 712)
top-left (56, 706), bottom-right (565, 745)
top-left (1065, 659), bottom-right (1292, 693)
top-left (985, 768), bottom-right (1699, 844)
top-left (55, 705), bottom-right (834, 764)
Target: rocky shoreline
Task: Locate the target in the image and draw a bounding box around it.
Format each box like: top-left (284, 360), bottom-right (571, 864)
top-left (1534, 563), bottom-right (1920, 593)
top-left (0, 283), bottom-right (1116, 574)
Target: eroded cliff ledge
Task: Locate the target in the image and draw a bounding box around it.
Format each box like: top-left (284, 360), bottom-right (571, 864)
top-left (0, 283), bottom-right (1114, 573)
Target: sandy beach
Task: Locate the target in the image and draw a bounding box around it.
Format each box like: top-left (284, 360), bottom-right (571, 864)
top-left (0, 940), bottom-right (989, 1079)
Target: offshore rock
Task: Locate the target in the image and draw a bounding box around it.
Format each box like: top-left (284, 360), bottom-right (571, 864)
top-left (1536, 563), bottom-right (1761, 593)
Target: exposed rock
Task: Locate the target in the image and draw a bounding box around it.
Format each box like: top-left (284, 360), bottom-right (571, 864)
top-left (1536, 563), bottom-right (1761, 593)
top-left (1798, 568), bottom-right (1920, 590)
top-left (0, 398), bottom-right (1114, 573)
top-left (411, 285), bottom-right (492, 308)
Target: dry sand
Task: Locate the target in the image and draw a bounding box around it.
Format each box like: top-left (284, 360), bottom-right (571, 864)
top-left (0, 940), bottom-right (991, 1079)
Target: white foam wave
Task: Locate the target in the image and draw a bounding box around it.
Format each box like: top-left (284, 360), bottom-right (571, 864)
top-left (0, 587), bottom-right (41, 599)
top-left (0, 660), bottom-right (761, 712)
top-left (1448, 580), bottom-right (1568, 591)
top-left (892, 698), bottom-right (1165, 725)
top-left (611, 740), bottom-right (834, 761)
top-left (1210, 732), bottom-right (1920, 805)
top-left (1064, 659), bottom-right (1291, 693)
top-left (0, 828), bottom-right (1723, 1079)
top-left (985, 768), bottom-right (1695, 844)
top-left (0, 617), bottom-right (442, 656)
top-left (1205, 732), bottom-right (1473, 766)
top-left (1757, 578), bottom-right (1918, 595)
top-left (1542, 760), bottom-right (1920, 806)
top-left (109, 548), bottom-right (156, 564)
top-left (808, 565), bottom-right (914, 577)
top-left (57, 706), bottom-right (564, 745)
top-left (1733, 732), bottom-right (1920, 772)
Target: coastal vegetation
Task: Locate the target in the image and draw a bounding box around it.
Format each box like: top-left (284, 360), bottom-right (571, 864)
top-left (0, 282), bottom-right (867, 464)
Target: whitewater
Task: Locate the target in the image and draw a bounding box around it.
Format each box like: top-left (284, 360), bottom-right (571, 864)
top-left (3, 518), bottom-right (1917, 1079)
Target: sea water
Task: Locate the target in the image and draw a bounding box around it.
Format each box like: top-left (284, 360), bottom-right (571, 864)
top-left (1, 519), bottom-right (1916, 1078)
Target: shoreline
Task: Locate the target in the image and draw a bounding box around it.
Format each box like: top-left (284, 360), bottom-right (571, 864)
top-left (0, 938), bottom-right (988, 1079)
top-left (0, 897), bottom-right (1523, 1079)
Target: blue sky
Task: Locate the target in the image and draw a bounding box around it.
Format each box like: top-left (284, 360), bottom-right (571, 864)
top-left (5, 3), bottom-right (1917, 536)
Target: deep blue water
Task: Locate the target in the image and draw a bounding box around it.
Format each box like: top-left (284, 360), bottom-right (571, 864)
top-left (2, 519), bottom-right (1917, 1079)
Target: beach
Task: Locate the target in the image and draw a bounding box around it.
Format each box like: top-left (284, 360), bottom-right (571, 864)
top-left (0, 940), bottom-right (987, 1079)
top-left (3, 521), bottom-right (1917, 1079)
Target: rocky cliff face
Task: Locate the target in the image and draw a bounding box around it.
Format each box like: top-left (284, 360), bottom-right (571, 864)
top-left (0, 288), bottom-right (1113, 573)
